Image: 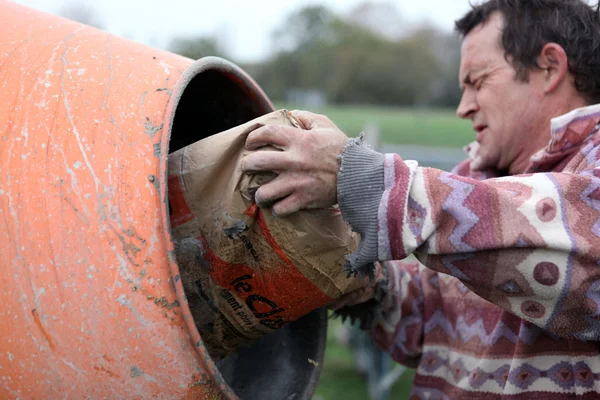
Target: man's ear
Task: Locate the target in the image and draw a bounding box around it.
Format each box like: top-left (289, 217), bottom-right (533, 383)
top-left (537, 43), bottom-right (569, 94)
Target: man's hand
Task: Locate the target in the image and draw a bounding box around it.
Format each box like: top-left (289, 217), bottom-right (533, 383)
top-left (241, 110), bottom-right (349, 216)
top-left (328, 261), bottom-right (389, 330)
top-left (328, 261), bottom-right (386, 311)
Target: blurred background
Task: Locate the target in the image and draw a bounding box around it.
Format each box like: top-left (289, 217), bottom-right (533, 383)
top-left (14, 0), bottom-right (475, 398)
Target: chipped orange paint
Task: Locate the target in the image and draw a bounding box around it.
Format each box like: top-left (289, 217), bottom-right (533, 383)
top-left (93, 366), bottom-right (121, 379)
top-left (0, 2), bottom-right (253, 399)
top-left (31, 309), bottom-right (56, 352)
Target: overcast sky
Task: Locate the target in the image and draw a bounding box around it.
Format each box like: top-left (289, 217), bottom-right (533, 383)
top-left (14, 0), bottom-right (472, 62)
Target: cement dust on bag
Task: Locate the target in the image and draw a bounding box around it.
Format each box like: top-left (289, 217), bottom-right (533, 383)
top-left (168, 110), bottom-right (365, 359)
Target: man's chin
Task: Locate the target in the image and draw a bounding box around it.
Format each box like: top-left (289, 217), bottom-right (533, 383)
top-left (469, 155), bottom-right (486, 171)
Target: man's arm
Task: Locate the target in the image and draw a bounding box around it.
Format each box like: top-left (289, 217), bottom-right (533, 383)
top-left (338, 137), bottom-right (600, 340)
top-left (241, 110), bottom-right (600, 340)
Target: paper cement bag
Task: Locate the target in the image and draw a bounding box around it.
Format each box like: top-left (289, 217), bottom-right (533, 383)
top-left (168, 110), bottom-right (364, 358)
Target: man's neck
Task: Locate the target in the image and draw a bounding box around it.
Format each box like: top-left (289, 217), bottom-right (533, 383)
top-left (508, 96), bottom-right (589, 175)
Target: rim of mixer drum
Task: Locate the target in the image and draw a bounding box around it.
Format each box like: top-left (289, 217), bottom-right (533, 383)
top-left (159, 56), bottom-right (275, 398)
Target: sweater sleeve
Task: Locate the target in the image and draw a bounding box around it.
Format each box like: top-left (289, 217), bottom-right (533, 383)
top-left (338, 138), bottom-right (600, 340)
top-left (369, 260), bottom-right (426, 369)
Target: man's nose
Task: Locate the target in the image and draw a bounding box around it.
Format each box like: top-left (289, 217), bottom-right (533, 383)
top-left (456, 90), bottom-right (478, 119)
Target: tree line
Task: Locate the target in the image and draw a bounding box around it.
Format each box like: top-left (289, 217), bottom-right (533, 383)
top-left (58, 1), bottom-right (462, 108)
top-left (168, 3), bottom-right (463, 108)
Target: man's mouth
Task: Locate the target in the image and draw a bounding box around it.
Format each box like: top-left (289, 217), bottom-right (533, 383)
top-left (474, 125), bottom-right (487, 142)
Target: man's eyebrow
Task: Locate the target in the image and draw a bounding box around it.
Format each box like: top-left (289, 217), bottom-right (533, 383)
top-left (460, 68), bottom-right (486, 90)
top-left (460, 72), bottom-right (472, 90)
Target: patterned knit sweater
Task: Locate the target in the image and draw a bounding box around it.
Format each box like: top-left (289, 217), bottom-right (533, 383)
top-left (337, 104), bottom-right (600, 399)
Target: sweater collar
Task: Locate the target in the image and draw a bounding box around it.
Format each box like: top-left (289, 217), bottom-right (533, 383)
top-left (526, 104), bottom-right (600, 173)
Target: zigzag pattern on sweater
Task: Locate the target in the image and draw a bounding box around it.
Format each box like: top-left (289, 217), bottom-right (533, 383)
top-left (423, 310), bottom-right (556, 346)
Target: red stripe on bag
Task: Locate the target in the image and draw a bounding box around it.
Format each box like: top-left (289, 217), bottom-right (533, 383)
top-left (168, 174), bottom-right (195, 228)
top-left (207, 204), bottom-right (332, 325)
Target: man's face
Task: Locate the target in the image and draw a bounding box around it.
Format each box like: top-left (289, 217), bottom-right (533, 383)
top-left (457, 12), bottom-right (549, 173)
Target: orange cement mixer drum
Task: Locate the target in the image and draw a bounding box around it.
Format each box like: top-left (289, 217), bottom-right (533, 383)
top-left (0, 2), bottom-right (237, 399)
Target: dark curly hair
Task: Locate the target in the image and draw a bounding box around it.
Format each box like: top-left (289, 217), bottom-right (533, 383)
top-left (455, 0), bottom-right (600, 104)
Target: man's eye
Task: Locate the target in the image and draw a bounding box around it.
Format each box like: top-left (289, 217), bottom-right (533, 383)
top-left (475, 77), bottom-right (486, 89)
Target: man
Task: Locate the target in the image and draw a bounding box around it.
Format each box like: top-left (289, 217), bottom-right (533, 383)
top-left (242, 0), bottom-right (600, 398)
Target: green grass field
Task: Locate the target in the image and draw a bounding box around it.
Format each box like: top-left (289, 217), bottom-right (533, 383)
top-left (276, 103), bottom-right (473, 148)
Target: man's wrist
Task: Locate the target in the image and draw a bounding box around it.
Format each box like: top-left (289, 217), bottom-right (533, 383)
top-left (337, 135), bottom-right (386, 277)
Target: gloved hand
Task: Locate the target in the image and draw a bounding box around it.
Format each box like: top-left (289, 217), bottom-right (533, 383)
top-left (329, 261), bottom-right (390, 330)
top-left (241, 110), bottom-right (349, 216)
